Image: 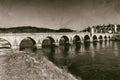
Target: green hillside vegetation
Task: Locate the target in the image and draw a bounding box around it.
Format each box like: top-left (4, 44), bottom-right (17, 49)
top-left (0, 26), bottom-right (75, 33)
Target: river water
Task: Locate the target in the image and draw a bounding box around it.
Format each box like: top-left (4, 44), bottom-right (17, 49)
top-left (0, 40), bottom-right (120, 80)
top-left (42, 41), bottom-right (120, 80)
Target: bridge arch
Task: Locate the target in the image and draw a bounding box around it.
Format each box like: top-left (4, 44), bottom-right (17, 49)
top-left (108, 36), bottom-right (111, 40)
top-left (84, 35), bottom-right (90, 42)
top-left (99, 35), bottom-right (103, 41)
top-left (19, 37), bottom-right (37, 51)
top-left (93, 35), bottom-right (98, 41)
top-left (42, 36), bottom-right (55, 48)
top-left (104, 36), bottom-right (107, 40)
top-left (59, 36), bottom-right (69, 45)
top-left (73, 35), bottom-right (81, 44)
top-left (0, 38), bottom-right (11, 49)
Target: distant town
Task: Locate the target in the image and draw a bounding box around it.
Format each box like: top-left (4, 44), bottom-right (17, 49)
top-left (82, 24), bottom-right (120, 33)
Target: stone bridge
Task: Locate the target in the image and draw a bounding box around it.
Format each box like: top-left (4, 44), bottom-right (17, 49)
top-left (0, 32), bottom-right (113, 50)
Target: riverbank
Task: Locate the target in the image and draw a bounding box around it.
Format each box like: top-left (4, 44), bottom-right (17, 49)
top-left (111, 34), bottom-right (120, 41)
top-left (0, 50), bottom-right (78, 80)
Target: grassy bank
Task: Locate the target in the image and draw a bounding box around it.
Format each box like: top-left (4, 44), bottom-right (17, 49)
top-left (2, 50), bottom-right (78, 80)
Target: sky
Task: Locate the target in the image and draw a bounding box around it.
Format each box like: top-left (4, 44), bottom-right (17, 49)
top-left (0, 0), bottom-right (120, 30)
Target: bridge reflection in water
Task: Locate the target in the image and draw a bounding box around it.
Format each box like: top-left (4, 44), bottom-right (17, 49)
top-left (40, 39), bottom-right (120, 80)
top-left (0, 36), bottom-right (120, 80)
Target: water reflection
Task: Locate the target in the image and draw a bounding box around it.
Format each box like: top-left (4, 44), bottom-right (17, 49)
top-left (75, 43), bottom-right (81, 54)
top-left (84, 42), bottom-right (90, 51)
top-left (41, 41), bottom-right (120, 80)
top-left (1, 38), bottom-right (120, 80)
top-left (42, 41), bottom-right (119, 65)
top-left (42, 45), bottom-right (55, 62)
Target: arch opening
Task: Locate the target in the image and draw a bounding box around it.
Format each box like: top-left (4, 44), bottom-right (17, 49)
top-left (108, 36), bottom-right (111, 40)
top-left (84, 35), bottom-right (90, 42)
top-left (73, 35), bottom-right (81, 50)
top-left (59, 36), bottom-right (69, 45)
top-left (93, 35), bottom-right (98, 41)
top-left (73, 35), bottom-right (81, 44)
top-left (99, 35), bottom-right (103, 41)
top-left (42, 36), bottom-right (55, 48)
top-left (104, 36), bottom-right (107, 41)
top-left (19, 37), bottom-right (37, 52)
top-left (0, 38), bottom-right (11, 49)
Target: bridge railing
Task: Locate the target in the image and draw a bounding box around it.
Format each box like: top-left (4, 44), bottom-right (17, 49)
top-left (0, 32), bottom-right (113, 37)
top-left (0, 32), bottom-right (90, 36)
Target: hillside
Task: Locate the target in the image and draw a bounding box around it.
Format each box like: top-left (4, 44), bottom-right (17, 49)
top-left (0, 26), bottom-right (75, 33)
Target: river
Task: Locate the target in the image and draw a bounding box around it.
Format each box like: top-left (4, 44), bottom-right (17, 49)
top-left (0, 40), bottom-right (120, 80)
top-left (42, 41), bottom-right (120, 80)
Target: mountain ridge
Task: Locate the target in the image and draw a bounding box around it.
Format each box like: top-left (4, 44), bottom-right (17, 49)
top-left (0, 26), bottom-right (76, 33)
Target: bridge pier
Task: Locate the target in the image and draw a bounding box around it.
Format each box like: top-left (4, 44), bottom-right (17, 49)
top-left (36, 44), bottom-right (42, 49)
top-left (80, 38), bottom-right (84, 44)
top-left (12, 45), bottom-right (19, 51)
top-left (90, 37), bottom-right (93, 42)
top-left (55, 42), bottom-right (59, 46)
top-left (69, 41), bottom-right (73, 45)
top-left (97, 39), bottom-right (100, 42)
